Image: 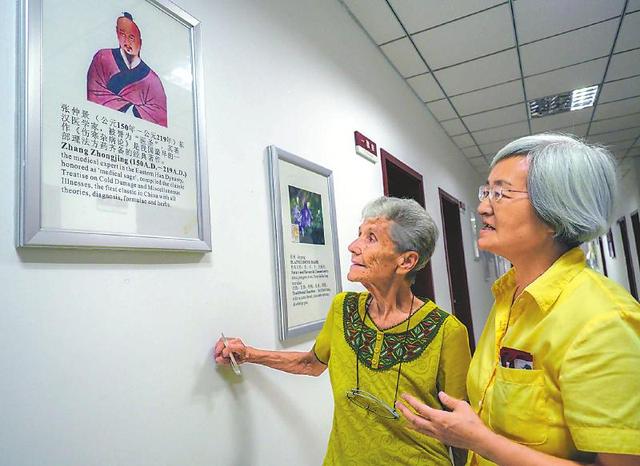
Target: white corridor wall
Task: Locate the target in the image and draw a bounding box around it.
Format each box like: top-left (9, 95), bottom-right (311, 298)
top-left (0, 1), bottom-right (587, 465)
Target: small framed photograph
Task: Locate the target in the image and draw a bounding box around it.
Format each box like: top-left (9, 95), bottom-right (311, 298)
top-left (268, 146), bottom-right (342, 341)
top-left (17, 0), bottom-right (211, 251)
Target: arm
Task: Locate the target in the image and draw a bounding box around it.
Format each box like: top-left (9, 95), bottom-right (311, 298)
top-left (397, 392), bottom-right (640, 466)
top-left (214, 336), bottom-right (326, 377)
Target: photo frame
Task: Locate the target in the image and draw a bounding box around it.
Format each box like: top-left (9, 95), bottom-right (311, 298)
top-left (268, 146), bottom-right (342, 341)
top-left (17, 0), bottom-right (211, 251)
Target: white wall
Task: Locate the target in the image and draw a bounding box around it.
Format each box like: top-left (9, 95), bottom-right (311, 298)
top-left (602, 158), bottom-right (640, 295)
top-left (0, 1), bottom-right (493, 465)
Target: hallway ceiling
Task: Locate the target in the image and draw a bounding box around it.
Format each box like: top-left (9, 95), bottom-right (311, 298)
top-left (341, 0), bottom-right (640, 176)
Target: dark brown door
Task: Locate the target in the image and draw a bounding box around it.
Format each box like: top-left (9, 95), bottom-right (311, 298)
top-left (618, 216), bottom-right (638, 300)
top-left (381, 149), bottom-right (435, 302)
top-left (439, 188), bottom-right (475, 352)
top-left (598, 236), bottom-right (608, 277)
top-left (631, 211), bottom-right (640, 274)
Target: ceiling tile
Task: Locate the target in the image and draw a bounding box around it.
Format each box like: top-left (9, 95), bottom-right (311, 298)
top-left (605, 138), bottom-right (636, 151)
top-left (614, 11), bottom-right (640, 52)
top-left (440, 118), bottom-right (467, 136)
top-left (472, 121), bottom-right (529, 145)
top-left (463, 103), bottom-right (528, 132)
top-left (479, 138), bottom-right (512, 156)
top-left (427, 99), bottom-right (457, 120)
top-left (452, 80), bottom-right (524, 116)
top-left (606, 49), bottom-right (640, 81)
top-left (599, 75), bottom-right (640, 103)
top-left (462, 146), bottom-right (482, 157)
top-left (563, 123), bottom-right (589, 137)
top-left (590, 113), bottom-right (640, 134)
top-left (627, 146), bottom-right (640, 156)
top-left (469, 157), bottom-right (489, 169)
top-left (530, 108), bottom-right (593, 133)
top-left (520, 19), bottom-right (617, 76)
top-left (342, 0), bottom-right (405, 44)
top-left (630, 0), bottom-right (640, 13)
top-left (407, 73), bottom-right (445, 101)
top-left (380, 38), bottom-right (428, 77)
top-left (514, 0), bottom-right (625, 43)
top-left (434, 49), bottom-right (520, 95)
top-left (524, 58), bottom-right (607, 99)
top-left (412, 5), bottom-right (513, 70)
top-left (590, 127), bottom-right (640, 144)
top-left (452, 133), bottom-right (475, 148)
top-left (388, 0), bottom-right (503, 34)
top-left (594, 96), bottom-right (640, 119)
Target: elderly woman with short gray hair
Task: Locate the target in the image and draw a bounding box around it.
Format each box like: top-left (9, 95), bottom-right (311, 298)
top-left (215, 196), bottom-right (471, 465)
top-left (398, 134), bottom-right (640, 466)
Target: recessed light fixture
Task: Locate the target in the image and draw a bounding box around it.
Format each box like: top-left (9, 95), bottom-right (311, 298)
top-left (528, 85), bottom-right (599, 118)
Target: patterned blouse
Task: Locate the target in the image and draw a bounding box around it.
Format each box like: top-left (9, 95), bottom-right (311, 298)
top-left (314, 292), bottom-right (471, 466)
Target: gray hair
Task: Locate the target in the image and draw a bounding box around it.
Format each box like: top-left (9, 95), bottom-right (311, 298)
top-left (492, 133), bottom-right (617, 247)
top-left (361, 196), bottom-right (439, 282)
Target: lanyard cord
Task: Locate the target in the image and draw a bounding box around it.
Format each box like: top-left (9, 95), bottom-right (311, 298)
top-left (355, 293), bottom-right (416, 406)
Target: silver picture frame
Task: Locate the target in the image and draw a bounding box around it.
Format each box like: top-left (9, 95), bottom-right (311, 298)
top-left (17, 0), bottom-right (211, 251)
top-left (268, 146), bottom-right (342, 341)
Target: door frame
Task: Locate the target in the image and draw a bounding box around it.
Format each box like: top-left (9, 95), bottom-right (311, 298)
top-left (380, 148), bottom-right (434, 301)
top-left (438, 187), bottom-right (475, 351)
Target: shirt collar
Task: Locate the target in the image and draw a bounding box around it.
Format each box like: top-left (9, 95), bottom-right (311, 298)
top-left (491, 247), bottom-right (586, 313)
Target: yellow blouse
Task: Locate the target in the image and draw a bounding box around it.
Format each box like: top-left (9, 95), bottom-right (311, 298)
top-left (466, 248), bottom-right (640, 465)
top-left (314, 291), bottom-right (471, 465)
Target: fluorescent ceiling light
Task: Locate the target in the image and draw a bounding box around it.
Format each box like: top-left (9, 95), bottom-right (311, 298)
top-left (528, 85), bottom-right (599, 118)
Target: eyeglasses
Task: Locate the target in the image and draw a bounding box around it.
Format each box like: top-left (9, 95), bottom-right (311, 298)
top-left (346, 388), bottom-right (399, 419)
top-left (346, 294), bottom-right (415, 421)
top-left (478, 184), bottom-right (528, 203)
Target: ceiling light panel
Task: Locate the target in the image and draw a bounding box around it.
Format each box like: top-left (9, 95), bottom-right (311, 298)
top-left (527, 86), bottom-right (598, 118)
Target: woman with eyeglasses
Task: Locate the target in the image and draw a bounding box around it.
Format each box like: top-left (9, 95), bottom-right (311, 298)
top-left (397, 133), bottom-right (640, 466)
top-left (215, 196), bottom-right (471, 465)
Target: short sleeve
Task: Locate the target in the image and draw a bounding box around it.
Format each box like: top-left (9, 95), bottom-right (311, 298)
top-left (560, 310), bottom-right (640, 454)
top-left (312, 293), bottom-right (343, 364)
top-left (437, 315), bottom-right (472, 401)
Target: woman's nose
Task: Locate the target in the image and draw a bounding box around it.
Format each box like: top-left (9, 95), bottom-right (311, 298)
top-left (348, 239), bottom-right (359, 254)
top-left (477, 197), bottom-right (492, 216)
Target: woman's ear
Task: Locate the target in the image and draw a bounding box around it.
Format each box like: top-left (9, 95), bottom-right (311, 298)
top-left (397, 251), bottom-right (420, 276)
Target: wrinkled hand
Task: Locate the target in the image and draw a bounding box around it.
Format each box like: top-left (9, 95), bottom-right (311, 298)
top-left (214, 336), bottom-right (249, 365)
top-left (396, 391), bottom-right (490, 451)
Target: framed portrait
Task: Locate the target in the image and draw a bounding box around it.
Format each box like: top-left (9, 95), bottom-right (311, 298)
top-left (268, 146), bottom-right (342, 341)
top-left (17, 0), bottom-right (211, 251)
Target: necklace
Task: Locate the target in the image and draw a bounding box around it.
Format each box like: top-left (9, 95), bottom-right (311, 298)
top-left (354, 293), bottom-right (416, 414)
